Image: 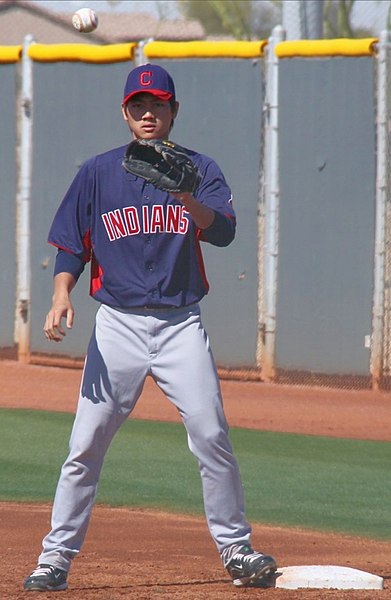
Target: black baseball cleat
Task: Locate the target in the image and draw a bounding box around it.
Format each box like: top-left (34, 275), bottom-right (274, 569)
top-left (23, 564), bottom-right (68, 592)
top-left (225, 544), bottom-right (277, 587)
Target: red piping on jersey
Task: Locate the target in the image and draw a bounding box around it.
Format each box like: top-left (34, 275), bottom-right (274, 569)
top-left (195, 228), bottom-right (209, 293)
top-left (90, 253), bottom-right (104, 296)
top-left (48, 229), bottom-right (92, 263)
top-left (81, 229), bottom-right (92, 262)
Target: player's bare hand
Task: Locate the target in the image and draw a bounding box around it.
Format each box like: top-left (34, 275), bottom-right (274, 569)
top-left (44, 299), bottom-right (74, 342)
top-left (44, 272), bottom-right (77, 341)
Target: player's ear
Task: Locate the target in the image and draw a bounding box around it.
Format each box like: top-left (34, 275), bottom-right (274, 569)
top-left (172, 101), bottom-right (179, 120)
top-left (169, 102), bottom-right (179, 132)
top-left (121, 104), bottom-right (128, 121)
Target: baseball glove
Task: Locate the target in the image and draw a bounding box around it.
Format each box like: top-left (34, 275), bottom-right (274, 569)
top-left (122, 138), bottom-right (201, 194)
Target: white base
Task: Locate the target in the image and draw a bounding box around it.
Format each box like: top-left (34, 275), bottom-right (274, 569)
top-left (275, 565), bottom-right (384, 590)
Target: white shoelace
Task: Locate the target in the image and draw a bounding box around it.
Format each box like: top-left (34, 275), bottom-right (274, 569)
top-left (29, 565), bottom-right (59, 579)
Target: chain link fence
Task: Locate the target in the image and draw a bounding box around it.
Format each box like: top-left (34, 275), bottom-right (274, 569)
top-left (351, 0), bottom-right (391, 36)
top-left (274, 0), bottom-right (391, 40)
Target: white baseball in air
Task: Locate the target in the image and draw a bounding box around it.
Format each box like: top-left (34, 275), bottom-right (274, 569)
top-left (72, 8), bottom-right (99, 33)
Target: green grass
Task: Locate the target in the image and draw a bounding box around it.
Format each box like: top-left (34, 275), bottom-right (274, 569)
top-left (0, 408), bottom-right (390, 540)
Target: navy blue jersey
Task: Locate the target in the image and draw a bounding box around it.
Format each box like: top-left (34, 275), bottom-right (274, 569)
top-left (48, 144), bottom-right (236, 308)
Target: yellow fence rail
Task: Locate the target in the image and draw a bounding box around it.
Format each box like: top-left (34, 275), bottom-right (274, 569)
top-left (0, 38), bottom-right (379, 64)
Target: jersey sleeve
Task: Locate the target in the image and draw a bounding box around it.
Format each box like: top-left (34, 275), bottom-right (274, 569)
top-left (48, 159), bottom-right (94, 263)
top-left (194, 157), bottom-right (236, 247)
top-left (53, 248), bottom-right (86, 281)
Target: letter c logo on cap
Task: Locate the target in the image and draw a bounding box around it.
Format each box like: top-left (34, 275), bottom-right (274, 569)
top-left (140, 71), bottom-right (152, 87)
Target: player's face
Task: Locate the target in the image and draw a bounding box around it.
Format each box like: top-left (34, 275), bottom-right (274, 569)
top-left (122, 93), bottom-right (178, 140)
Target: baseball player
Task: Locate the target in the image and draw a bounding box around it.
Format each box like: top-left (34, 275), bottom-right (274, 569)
top-left (24, 63), bottom-right (277, 592)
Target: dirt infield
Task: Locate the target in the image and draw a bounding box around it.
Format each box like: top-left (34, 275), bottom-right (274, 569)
top-left (1, 359), bottom-right (391, 599)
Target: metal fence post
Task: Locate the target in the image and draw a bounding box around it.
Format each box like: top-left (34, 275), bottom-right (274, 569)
top-left (371, 30), bottom-right (390, 389)
top-left (257, 25), bottom-right (284, 382)
top-left (134, 38), bottom-right (153, 67)
top-left (15, 34), bottom-right (34, 363)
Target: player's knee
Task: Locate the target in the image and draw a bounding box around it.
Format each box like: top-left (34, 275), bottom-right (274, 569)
top-left (187, 421), bottom-right (231, 458)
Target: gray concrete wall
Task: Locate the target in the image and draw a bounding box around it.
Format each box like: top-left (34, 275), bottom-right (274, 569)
top-left (0, 64), bottom-right (17, 348)
top-left (276, 57), bottom-right (376, 375)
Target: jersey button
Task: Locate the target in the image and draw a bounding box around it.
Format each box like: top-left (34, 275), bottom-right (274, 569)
top-left (145, 261), bottom-right (154, 271)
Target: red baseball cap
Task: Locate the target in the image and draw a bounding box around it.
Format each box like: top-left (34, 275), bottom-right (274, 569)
top-left (122, 63), bottom-right (176, 106)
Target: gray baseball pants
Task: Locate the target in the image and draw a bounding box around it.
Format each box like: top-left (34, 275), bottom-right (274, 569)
top-left (38, 303), bottom-right (251, 571)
